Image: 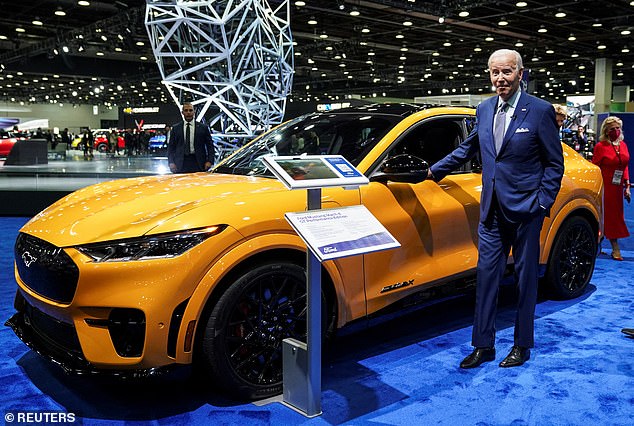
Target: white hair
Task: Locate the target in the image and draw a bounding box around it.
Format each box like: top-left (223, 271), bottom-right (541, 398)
top-left (488, 49), bottom-right (524, 70)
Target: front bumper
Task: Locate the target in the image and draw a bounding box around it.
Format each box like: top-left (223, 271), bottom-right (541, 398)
top-left (5, 305), bottom-right (170, 379)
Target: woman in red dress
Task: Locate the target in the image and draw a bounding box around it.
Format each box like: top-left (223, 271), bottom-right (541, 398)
top-left (593, 116), bottom-right (631, 260)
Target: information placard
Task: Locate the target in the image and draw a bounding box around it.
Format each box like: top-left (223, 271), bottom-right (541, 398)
top-left (285, 205), bottom-right (400, 261)
top-left (262, 155), bottom-right (369, 190)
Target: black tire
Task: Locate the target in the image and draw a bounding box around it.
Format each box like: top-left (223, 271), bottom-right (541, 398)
top-left (199, 262), bottom-right (330, 400)
top-left (544, 216), bottom-right (597, 299)
top-left (97, 143), bottom-right (108, 153)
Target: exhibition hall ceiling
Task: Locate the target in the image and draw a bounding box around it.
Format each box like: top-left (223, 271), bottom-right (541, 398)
top-left (0, 0), bottom-right (633, 107)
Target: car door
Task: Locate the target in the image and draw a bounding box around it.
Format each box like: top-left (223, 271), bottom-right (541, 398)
top-left (360, 115), bottom-right (482, 315)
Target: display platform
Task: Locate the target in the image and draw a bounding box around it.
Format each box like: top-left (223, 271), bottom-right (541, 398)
top-left (0, 150), bottom-right (169, 215)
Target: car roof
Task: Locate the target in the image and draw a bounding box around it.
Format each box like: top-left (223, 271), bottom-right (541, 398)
top-left (325, 103), bottom-right (444, 117)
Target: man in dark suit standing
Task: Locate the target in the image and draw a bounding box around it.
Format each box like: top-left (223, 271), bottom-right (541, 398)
top-left (167, 102), bottom-right (215, 173)
top-left (429, 49), bottom-right (564, 368)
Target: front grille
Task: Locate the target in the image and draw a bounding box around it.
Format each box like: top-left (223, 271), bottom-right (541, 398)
top-left (24, 302), bottom-right (82, 355)
top-left (15, 232), bottom-right (79, 304)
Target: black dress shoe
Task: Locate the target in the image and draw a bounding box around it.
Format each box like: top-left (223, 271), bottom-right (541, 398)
top-left (499, 346), bottom-right (530, 368)
top-left (622, 328), bottom-right (634, 338)
top-left (460, 347), bottom-right (496, 369)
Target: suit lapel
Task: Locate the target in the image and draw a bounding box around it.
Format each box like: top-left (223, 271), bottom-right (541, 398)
top-left (499, 91), bottom-right (530, 154)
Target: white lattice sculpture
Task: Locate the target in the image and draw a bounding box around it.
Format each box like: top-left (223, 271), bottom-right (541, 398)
top-left (145, 0), bottom-right (293, 157)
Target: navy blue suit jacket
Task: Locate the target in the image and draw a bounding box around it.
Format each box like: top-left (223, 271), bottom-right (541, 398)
top-left (167, 120), bottom-right (215, 172)
top-left (431, 91), bottom-right (564, 223)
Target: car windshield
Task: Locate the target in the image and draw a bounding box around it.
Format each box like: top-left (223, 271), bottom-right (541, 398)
top-left (213, 112), bottom-right (399, 176)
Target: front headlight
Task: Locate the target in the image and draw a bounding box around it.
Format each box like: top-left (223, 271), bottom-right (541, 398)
top-left (76, 225), bottom-right (226, 262)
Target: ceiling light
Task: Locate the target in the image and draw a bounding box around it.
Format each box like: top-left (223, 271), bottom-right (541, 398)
top-left (459, 11), bottom-right (469, 17)
top-left (622, 47), bottom-right (630, 53)
top-left (403, 20), bottom-right (413, 26)
top-left (538, 26), bottom-right (547, 33)
top-left (546, 49), bottom-right (554, 54)
top-left (16, 27), bottom-right (25, 32)
top-left (400, 47), bottom-right (408, 51)
top-left (136, 41), bottom-right (145, 46)
top-left (349, 7), bottom-right (360, 16)
top-left (307, 17), bottom-right (317, 25)
top-left (621, 29), bottom-right (631, 35)
top-left (571, 52), bottom-right (579, 57)
top-left (361, 26), bottom-right (370, 33)
top-left (592, 22), bottom-right (602, 27)
top-left (555, 10), bottom-right (566, 18)
top-left (32, 19), bottom-right (43, 26)
top-left (568, 34), bottom-right (576, 41)
top-left (55, 8), bottom-right (66, 16)
top-left (395, 33), bottom-right (404, 39)
top-left (294, 1), bottom-right (305, 6)
top-left (62, 46), bottom-right (69, 53)
top-left (597, 44), bottom-right (606, 49)
top-left (443, 41), bottom-right (451, 47)
top-left (78, 1), bottom-right (90, 6)
top-left (516, 1), bottom-right (527, 6)
top-left (485, 36), bottom-right (494, 41)
top-left (96, 51), bottom-right (105, 56)
top-left (515, 41), bottom-right (524, 47)
top-left (498, 19), bottom-right (509, 26)
top-left (474, 46), bottom-right (482, 52)
top-left (438, 17), bottom-right (445, 23)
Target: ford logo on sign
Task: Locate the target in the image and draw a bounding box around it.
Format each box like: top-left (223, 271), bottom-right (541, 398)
top-left (22, 251), bottom-right (37, 267)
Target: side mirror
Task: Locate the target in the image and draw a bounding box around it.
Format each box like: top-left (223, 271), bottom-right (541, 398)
top-left (372, 154), bottom-right (429, 184)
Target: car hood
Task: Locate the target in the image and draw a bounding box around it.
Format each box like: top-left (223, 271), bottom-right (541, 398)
top-left (21, 172), bottom-right (303, 247)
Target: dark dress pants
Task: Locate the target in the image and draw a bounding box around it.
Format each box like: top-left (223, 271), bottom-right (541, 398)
top-left (472, 200), bottom-right (545, 349)
top-left (180, 154), bottom-right (201, 173)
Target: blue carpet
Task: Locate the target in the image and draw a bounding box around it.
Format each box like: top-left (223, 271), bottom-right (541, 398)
top-left (1, 209), bottom-right (634, 425)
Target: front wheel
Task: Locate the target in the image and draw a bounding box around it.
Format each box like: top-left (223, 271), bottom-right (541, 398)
top-left (198, 262), bottom-right (330, 400)
top-left (543, 216), bottom-right (597, 299)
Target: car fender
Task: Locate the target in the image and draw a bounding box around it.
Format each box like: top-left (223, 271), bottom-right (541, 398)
top-left (539, 197), bottom-right (601, 264)
top-left (172, 232), bottom-right (352, 364)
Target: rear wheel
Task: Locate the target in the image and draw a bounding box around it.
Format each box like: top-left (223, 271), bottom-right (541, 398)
top-left (199, 262), bottom-right (331, 400)
top-left (544, 216), bottom-right (597, 299)
top-left (97, 143), bottom-right (108, 153)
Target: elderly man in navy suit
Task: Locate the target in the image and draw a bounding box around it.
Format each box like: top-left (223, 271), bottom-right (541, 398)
top-left (167, 102), bottom-right (215, 173)
top-left (429, 49), bottom-right (564, 368)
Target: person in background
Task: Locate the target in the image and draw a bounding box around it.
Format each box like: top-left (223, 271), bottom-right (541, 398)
top-left (167, 102), bottom-right (214, 173)
top-left (592, 116), bottom-right (630, 260)
top-left (61, 128), bottom-right (70, 146)
top-left (553, 104), bottom-right (567, 142)
top-left (572, 125), bottom-right (588, 154)
top-left (82, 128), bottom-right (94, 160)
top-left (553, 104), bottom-right (567, 129)
top-left (124, 129), bottom-right (134, 156)
top-left (108, 129), bottom-right (118, 155)
top-left (428, 49), bottom-right (564, 369)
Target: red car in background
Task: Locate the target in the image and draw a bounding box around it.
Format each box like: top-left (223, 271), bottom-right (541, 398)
top-left (0, 130), bottom-right (20, 157)
top-left (93, 131), bottom-right (125, 153)
top-left (71, 131), bottom-right (125, 152)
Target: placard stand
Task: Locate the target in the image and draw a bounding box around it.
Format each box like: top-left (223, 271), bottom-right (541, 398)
top-left (281, 187), bottom-right (323, 417)
top-left (261, 155), bottom-right (397, 417)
